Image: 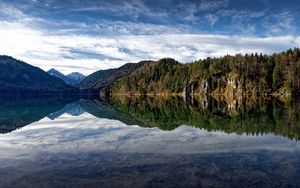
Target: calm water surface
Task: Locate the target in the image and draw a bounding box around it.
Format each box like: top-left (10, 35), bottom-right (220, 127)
top-left (0, 96), bottom-right (300, 188)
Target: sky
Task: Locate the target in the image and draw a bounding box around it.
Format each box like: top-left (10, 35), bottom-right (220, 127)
top-left (0, 0), bottom-right (300, 75)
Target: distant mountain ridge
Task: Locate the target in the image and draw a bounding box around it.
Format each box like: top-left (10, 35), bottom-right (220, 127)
top-left (0, 55), bottom-right (75, 94)
top-left (80, 61), bottom-right (153, 94)
top-left (67, 72), bottom-right (86, 84)
top-left (47, 68), bottom-right (85, 87)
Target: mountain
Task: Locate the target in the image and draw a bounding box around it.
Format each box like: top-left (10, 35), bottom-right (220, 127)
top-left (79, 68), bottom-right (117, 90)
top-left (111, 58), bottom-right (187, 95)
top-left (47, 68), bottom-right (70, 83)
top-left (0, 56), bottom-right (75, 94)
top-left (47, 68), bottom-right (85, 87)
top-left (67, 72), bottom-right (85, 84)
top-left (80, 61), bottom-right (152, 94)
top-left (110, 48), bottom-right (300, 103)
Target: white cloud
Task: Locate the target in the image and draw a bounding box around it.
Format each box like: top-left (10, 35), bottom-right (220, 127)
top-left (267, 11), bottom-right (295, 35)
top-left (95, 21), bottom-right (187, 35)
top-left (0, 0), bottom-right (299, 75)
top-left (68, 0), bottom-right (168, 22)
top-left (0, 16), bottom-right (300, 75)
top-left (199, 0), bottom-right (229, 11)
top-left (0, 113), bottom-right (299, 160)
top-left (204, 14), bottom-right (218, 26)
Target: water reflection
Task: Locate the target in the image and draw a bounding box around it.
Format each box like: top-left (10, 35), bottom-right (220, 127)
top-left (111, 95), bottom-right (300, 140)
top-left (0, 95), bottom-right (76, 133)
top-left (1, 116), bottom-right (299, 187)
top-left (0, 96), bottom-right (300, 187)
top-left (47, 101), bottom-right (85, 120)
top-left (1, 95), bottom-right (300, 141)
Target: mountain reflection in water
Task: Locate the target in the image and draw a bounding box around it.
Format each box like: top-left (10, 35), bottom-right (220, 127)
top-left (0, 95), bottom-right (300, 187)
top-left (2, 95), bottom-right (299, 139)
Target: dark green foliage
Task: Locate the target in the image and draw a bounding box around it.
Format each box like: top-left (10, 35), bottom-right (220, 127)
top-left (111, 48), bottom-right (300, 96)
top-left (112, 58), bottom-right (189, 94)
top-left (110, 95), bottom-right (300, 140)
top-left (272, 61), bottom-right (282, 90)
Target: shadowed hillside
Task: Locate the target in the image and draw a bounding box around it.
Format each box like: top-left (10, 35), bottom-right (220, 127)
top-left (80, 61), bottom-right (152, 95)
top-left (0, 56), bottom-right (76, 94)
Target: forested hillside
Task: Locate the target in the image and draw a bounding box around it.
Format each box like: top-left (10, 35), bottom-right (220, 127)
top-left (80, 61), bottom-right (152, 94)
top-left (111, 48), bottom-right (300, 101)
top-left (111, 58), bottom-right (189, 95)
top-left (0, 56), bottom-right (76, 94)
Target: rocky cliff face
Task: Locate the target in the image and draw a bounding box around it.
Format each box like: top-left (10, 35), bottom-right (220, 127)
top-left (195, 72), bottom-right (294, 115)
top-left (189, 73), bottom-right (242, 116)
top-left (272, 86), bottom-right (292, 104)
top-left (187, 72), bottom-right (270, 116)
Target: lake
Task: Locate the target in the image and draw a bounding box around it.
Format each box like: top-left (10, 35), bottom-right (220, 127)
top-left (0, 95), bottom-right (300, 187)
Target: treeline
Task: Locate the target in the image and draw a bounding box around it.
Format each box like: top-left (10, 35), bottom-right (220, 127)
top-left (110, 95), bottom-right (300, 140)
top-left (111, 59), bottom-right (189, 94)
top-left (111, 48), bottom-right (300, 98)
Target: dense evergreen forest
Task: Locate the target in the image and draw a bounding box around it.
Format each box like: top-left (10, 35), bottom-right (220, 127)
top-left (111, 48), bottom-right (300, 102)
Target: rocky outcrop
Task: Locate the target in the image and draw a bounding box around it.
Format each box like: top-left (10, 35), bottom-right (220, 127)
top-left (272, 86), bottom-right (292, 104)
top-left (209, 73), bottom-right (243, 116)
top-left (183, 84), bottom-right (194, 96)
